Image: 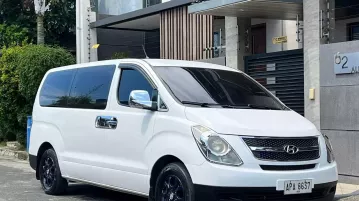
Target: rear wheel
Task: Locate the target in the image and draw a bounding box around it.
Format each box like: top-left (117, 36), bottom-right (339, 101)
top-left (39, 149), bottom-right (68, 195)
top-left (154, 163), bottom-right (195, 201)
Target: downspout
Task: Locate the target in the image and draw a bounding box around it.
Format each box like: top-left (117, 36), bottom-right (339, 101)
top-left (76, 0), bottom-right (81, 63)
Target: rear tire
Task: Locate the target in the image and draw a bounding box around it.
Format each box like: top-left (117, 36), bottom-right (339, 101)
top-left (39, 149), bottom-right (68, 195)
top-left (154, 163), bottom-right (195, 201)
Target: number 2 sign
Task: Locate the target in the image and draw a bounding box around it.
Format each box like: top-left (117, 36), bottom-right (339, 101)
top-left (334, 52), bottom-right (359, 74)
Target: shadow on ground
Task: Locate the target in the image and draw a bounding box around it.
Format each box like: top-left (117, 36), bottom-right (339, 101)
top-left (63, 184), bottom-right (147, 201)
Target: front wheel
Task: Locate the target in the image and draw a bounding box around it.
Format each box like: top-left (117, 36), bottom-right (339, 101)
top-left (155, 163), bottom-right (195, 201)
top-left (39, 148), bottom-right (68, 195)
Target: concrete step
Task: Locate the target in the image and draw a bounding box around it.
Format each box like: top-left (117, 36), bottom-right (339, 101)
top-left (6, 141), bottom-right (21, 149)
top-left (0, 147), bottom-right (28, 160)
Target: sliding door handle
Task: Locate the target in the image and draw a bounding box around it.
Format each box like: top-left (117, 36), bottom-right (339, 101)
top-left (95, 116), bottom-right (118, 129)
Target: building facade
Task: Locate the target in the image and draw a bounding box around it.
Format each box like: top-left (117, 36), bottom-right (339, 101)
top-left (77, 0), bottom-right (359, 183)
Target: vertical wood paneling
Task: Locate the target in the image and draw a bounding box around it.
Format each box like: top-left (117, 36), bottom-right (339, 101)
top-left (160, 6), bottom-right (213, 60)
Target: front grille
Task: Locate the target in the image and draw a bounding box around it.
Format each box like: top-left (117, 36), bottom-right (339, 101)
top-left (243, 137), bottom-right (318, 147)
top-left (260, 164), bottom-right (316, 171)
top-left (242, 137), bottom-right (320, 162)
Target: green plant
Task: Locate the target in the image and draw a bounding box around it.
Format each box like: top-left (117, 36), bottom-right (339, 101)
top-left (111, 52), bottom-right (129, 59)
top-left (0, 46), bottom-right (25, 143)
top-left (0, 45), bottom-right (75, 145)
top-left (0, 24), bottom-right (29, 47)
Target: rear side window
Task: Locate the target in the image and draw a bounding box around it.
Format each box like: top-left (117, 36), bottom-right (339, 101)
top-left (118, 68), bottom-right (153, 105)
top-left (40, 69), bottom-right (75, 107)
top-left (68, 65), bottom-right (115, 109)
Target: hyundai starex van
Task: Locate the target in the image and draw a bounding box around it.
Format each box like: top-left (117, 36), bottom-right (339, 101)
top-left (29, 59), bottom-right (338, 201)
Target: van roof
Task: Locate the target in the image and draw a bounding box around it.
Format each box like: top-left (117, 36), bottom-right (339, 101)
top-left (47, 59), bottom-right (240, 73)
top-left (143, 59), bottom-right (238, 72)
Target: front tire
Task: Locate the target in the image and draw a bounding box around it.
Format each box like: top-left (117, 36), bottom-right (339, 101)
top-left (155, 163), bottom-right (195, 201)
top-left (39, 149), bottom-right (68, 195)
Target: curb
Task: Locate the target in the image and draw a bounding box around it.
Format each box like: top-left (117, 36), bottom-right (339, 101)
top-left (0, 148), bottom-right (28, 160)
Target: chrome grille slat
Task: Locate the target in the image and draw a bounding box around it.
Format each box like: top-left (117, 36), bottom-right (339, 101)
top-left (242, 137), bottom-right (320, 162)
top-left (250, 146), bottom-right (319, 152)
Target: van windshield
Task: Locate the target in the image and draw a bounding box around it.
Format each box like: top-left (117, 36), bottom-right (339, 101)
top-left (153, 66), bottom-right (288, 110)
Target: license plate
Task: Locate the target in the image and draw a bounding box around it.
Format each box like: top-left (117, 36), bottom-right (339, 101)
top-left (284, 180), bottom-right (312, 195)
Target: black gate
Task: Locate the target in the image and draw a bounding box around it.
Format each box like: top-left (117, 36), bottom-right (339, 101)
top-left (244, 49), bottom-right (304, 115)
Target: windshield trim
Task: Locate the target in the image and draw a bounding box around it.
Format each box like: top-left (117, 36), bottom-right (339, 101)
top-left (152, 66), bottom-right (290, 110)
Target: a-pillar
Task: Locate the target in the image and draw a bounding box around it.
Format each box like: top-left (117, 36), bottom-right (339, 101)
top-left (225, 17), bottom-right (251, 71)
top-left (303, 0), bottom-right (334, 128)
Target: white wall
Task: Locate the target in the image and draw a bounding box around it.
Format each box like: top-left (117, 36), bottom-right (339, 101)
top-left (334, 17), bottom-right (359, 43)
top-left (252, 19), bottom-right (303, 53)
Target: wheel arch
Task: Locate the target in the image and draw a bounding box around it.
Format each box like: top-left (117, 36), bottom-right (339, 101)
top-left (149, 155), bottom-right (185, 199)
top-left (35, 142), bottom-right (54, 180)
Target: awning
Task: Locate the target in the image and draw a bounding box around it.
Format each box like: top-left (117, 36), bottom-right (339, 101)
top-left (188, 0), bottom-right (303, 20)
top-left (91, 0), bottom-right (192, 31)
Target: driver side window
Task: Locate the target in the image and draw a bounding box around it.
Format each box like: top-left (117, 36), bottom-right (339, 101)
top-left (118, 68), bottom-right (153, 106)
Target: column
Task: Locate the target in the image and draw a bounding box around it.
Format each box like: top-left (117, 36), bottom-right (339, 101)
top-left (225, 17), bottom-right (251, 71)
top-left (303, 0), bottom-right (327, 128)
top-left (225, 17), bottom-right (239, 69)
top-left (238, 18), bottom-right (252, 71)
top-left (76, 0), bottom-right (98, 63)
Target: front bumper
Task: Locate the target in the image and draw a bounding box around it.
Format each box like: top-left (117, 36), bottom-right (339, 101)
top-left (187, 161), bottom-right (338, 188)
top-left (194, 181), bottom-right (337, 201)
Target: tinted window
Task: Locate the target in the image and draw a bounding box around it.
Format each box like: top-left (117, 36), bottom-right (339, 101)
top-left (40, 69), bottom-right (75, 107)
top-left (68, 65), bottom-right (115, 109)
top-left (118, 69), bottom-right (153, 105)
top-left (154, 67), bottom-right (286, 110)
top-left (349, 23), bottom-right (359, 41)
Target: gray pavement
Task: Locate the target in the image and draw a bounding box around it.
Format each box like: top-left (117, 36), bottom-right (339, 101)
top-left (0, 157), bottom-right (146, 201)
top-left (0, 157), bottom-right (358, 201)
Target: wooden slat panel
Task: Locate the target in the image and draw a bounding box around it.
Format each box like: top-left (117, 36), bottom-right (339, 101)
top-left (209, 15), bottom-right (213, 59)
top-left (191, 13), bottom-right (194, 60)
top-left (160, 6), bottom-right (213, 61)
top-left (183, 7), bottom-right (187, 60)
top-left (173, 8), bottom-right (177, 59)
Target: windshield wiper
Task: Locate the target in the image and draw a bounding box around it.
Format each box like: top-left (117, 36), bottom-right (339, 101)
top-left (181, 101), bottom-right (249, 109)
top-left (181, 101), bottom-right (220, 107)
top-left (247, 104), bottom-right (281, 110)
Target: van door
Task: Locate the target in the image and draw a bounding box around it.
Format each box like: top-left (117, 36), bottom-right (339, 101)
top-left (93, 63), bottom-right (157, 194)
top-left (60, 65), bottom-right (117, 179)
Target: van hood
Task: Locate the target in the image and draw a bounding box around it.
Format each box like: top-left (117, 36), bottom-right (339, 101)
top-left (184, 107), bottom-right (320, 137)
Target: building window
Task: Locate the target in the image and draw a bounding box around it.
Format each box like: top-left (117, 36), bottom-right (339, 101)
top-left (348, 23), bottom-right (359, 41)
top-left (144, 0), bottom-right (161, 7)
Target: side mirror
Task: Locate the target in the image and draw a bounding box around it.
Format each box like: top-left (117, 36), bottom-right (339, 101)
top-left (129, 90), bottom-right (158, 111)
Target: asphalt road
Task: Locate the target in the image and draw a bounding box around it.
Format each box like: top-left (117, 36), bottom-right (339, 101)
top-left (0, 157), bottom-right (146, 201)
top-left (0, 157), bottom-right (358, 201)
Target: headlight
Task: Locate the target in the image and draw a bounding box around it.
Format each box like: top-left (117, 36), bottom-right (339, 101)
top-left (191, 125), bottom-right (243, 166)
top-left (322, 133), bottom-right (335, 163)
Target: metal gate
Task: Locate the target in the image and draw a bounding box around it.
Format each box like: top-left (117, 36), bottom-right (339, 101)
top-left (244, 49), bottom-right (304, 115)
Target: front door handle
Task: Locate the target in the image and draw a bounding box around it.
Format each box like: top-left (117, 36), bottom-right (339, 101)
top-left (95, 116), bottom-right (118, 129)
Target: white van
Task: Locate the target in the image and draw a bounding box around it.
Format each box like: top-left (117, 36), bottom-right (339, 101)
top-left (29, 59), bottom-right (338, 201)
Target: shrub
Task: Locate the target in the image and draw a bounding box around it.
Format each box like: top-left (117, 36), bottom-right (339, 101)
top-left (0, 46), bottom-right (25, 142)
top-left (0, 24), bottom-right (29, 47)
top-left (0, 45), bottom-right (75, 145)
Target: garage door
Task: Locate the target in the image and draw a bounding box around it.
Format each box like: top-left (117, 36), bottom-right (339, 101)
top-left (244, 49), bottom-right (304, 116)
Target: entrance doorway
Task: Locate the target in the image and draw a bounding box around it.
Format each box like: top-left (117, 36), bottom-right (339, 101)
top-left (252, 24), bottom-right (266, 54)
